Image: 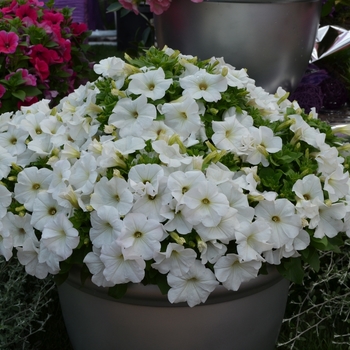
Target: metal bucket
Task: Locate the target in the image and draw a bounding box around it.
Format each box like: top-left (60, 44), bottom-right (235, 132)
top-left (154, 0), bottom-right (321, 93)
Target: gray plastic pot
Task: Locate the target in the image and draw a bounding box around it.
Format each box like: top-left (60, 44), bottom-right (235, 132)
top-left (57, 266), bottom-right (289, 350)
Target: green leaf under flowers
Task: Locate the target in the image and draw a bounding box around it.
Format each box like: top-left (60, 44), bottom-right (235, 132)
top-left (300, 247), bottom-right (320, 272)
top-left (108, 283), bottom-right (129, 299)
top-left (21, 86), bottom-right (42, 97)
top-left (277, 257), bottom-right (304, 284)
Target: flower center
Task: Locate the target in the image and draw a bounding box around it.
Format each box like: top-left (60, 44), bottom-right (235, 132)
top-left (32, 183), bottom-right (40, 190)
top-left (303, 194), bottom-right (311, 200)
top-left (133, 111), bottom-right (138, 118)
top-left (202, 198), bottom-right (210, 204)
top-left (181, 112), bottom-right (187, 120)
top-left (199, 82), bottom-right (208, 90)
top-left (49, 208), bottom-right (57, 215)
top-left (10, 137), bottom-right (17, 145)
top-left (272, 216), bottom-right (280, 222)
top-left (148, 83), bottom-right (155, 91)
top-left (134, 231), bottom-right (143, 238)
top-left (182, 186), bottom-right (188, 194)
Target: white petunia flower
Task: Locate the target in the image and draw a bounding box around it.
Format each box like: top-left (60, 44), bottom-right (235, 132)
top-left (93, 56), bottom-right (126, 87)
top-left (161, 201), bottom-right (193, 235)
top-left (118, 212), bottom-right (164, 260)
top-left (181, 181), bottom-right (229, 227)
top-left (100, 240), bottom-right (145, 284)
top-left (128, 67), bottom-right (173, 100)
top-left (180, 69), bottom-right (227, 102)
top-left (109, 95), bottom-right (157, 137)
top-left (90, 176), bottom-right (133, 215)
top-left (212, 116), bottom-right (249, 151)
top-left (69, 153), bottom-right (98, 194)
top-left (30, 192), bottom-right (70, 231)
top-left (167, 260), bottom-right (219, 307)
top-left (323, 165), bottom-right (349, 202)
top-left (41, 213), bottom-right (79, 260)
top-left (0, 124), bottom-right (28, 155)
top-left (89, 206), bottom-right (123, 248)
top-left (214, 254), bottom-right (262, 291)
top-left (0, 145), bottom-right (16, 179)
top-left (200, 240), bottom-right (227, 264)
top-left (0, 229), bottom-right (13, 261)
top-left (316, 147), bottom-right (344, 174)
top-left (0, 185), bottom-right (12, 219)
top-left (238, 126), bottom-right (282, 166)
top-left (195, 207), bottom-right (238, 244)
top-left (152, 140), bottom-right (192, 168)
top-left (152, 243), bottom-right (197, 276)
top-left (160, 96), bottom-right (202, 138)
top-left (14, 167), bottom-right (53, 211)
top-left (83, 246), bottom-right (115, 287)
top-left (309, 198), bottom-right (346, 238)
top-left (235, 220), bottom-right (273, 262)
top-left (17, 238), bottom-right (51, 279)
top-left (254, 199), bottom-right (302, 249)
top-left (1, 212), bottom-right (36, 247)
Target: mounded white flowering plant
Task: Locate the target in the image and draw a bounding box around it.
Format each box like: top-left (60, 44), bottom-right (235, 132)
top-left (1, 47), bottom-right (350, 307)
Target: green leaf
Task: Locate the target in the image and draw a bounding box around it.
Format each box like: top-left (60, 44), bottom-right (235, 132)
top-left (106, 2), bottom-right (124, 12)
top-left (277, 257), bottom-right (304, 284)
top-left (301, 247), bottom-right (320, 272)
top-left (108, 283), bottom-right (128, 299)
top-left (12, 90), bottom-right (26, 101)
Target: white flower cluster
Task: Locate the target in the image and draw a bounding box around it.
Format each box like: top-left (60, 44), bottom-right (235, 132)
top-left (0, 48), bottom-right (349, 307)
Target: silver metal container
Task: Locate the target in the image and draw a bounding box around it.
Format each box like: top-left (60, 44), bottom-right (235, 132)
top-left (154, 0), bottom-right (321, 93)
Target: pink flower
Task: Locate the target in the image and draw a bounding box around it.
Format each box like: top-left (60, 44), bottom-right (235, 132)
top-left (17, 96), bottom-right (38, 109)
top-left (71, 23), bottom-right (88, 36)
top-left (33, 57), bottom-right (50, 80)
top-left (0, 30), bottom-right (19, 54)
top-left (146, 0), bottom-right (171, 15)
top-left (0, 84), bottom-right (6, 98)
top-left (42, 10), bottom-right (64, 26)
top-left (15, 3), bottom-right (38, 21)
top-left (119, 0), bottom-right (140, 14)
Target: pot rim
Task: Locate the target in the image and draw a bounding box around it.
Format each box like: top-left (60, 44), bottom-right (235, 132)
top-left (61, 265), bottom-right (287, 308)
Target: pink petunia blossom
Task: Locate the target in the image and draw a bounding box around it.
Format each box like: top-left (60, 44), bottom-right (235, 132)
top-left (119, 0), bottom-right (140, 14)
top-left (0, 30), bottom-right (19, 54)
top-left (15, 3), bottom-right (38, 21)
top-left (146, 0), bottom-right (172, 15)
top-left (0, 84), bottom-right (6, 98)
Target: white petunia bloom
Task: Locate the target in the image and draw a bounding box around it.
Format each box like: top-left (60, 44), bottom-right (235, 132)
top-left (128, 163), bottom-right (164, 195)
top-left (195, 207), bottom-right (238, 244)
top-left (0, 124), bottom-right (28, 155)
top-left (1, 212), bottom-right (36, 247)
top-left (152, 140), bottom-right (192, 168)
top-left (161, 201), bottom-right (193, 235)
top-left (212, 116), bottom-right (249, 151)
top-left (17, 238), bottom-right (51, 279)
top-left (128, 67), bottom-right (173, 100)
top-left (309, 198), bottom-right (346, 238)
top-left (89, 206), bottom-right (123, 248)
top-left (0, 185), bottom-right (12, 219)
top-left (69, 153), bottom-right (98, 194)
top-left (238, 126), bottom-right (282, 166)
top-left (152, 243), bottom-right (197, 276)
top-left (83, 246), bottom-right (115, 287)
top-left (160, 96), bottom-right (202, 138)
top-left (0, 145), bottom-right (16, 179)
top-left (316, 147), bottom-right (344, 174)
top-left (181, 180), bottom-right (230, 227)
top-left (167, 170), bottom-right (205, 205)
top-left (109, 95), bottom-right (157, 137)
top-left (167, 260), bottom-right (219, 307)
top-left (93, 56), bottom-right (126, 87)
top-left (254, 199), bottom-right (302, 249)
top-left (200, 240), bottom-right (227, 264)
top-left (323, 165), bottom-right (349, 202)
top-left (214, 254), bottom-right (262, 291)
top-left (48, 159), bottom-right (71, 202)
top-left (30, 192), bottom-right (70, 231)
top-left (41, 213), bottom-right (79, 260)
top-left (118, 212), bottom-right (164, 260)
top-left (0, 229), bottom-right (13, 261)
top-left (100, 240), bottom-right (145, 284)
top-left (235, 220), bottom-right (273, 262)
top-left (90, 176), bottom-right (133, 215)
top-left (14, 167), bottom-right (53, 211)
top-left (180, 69), bottom-right (227, 102)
